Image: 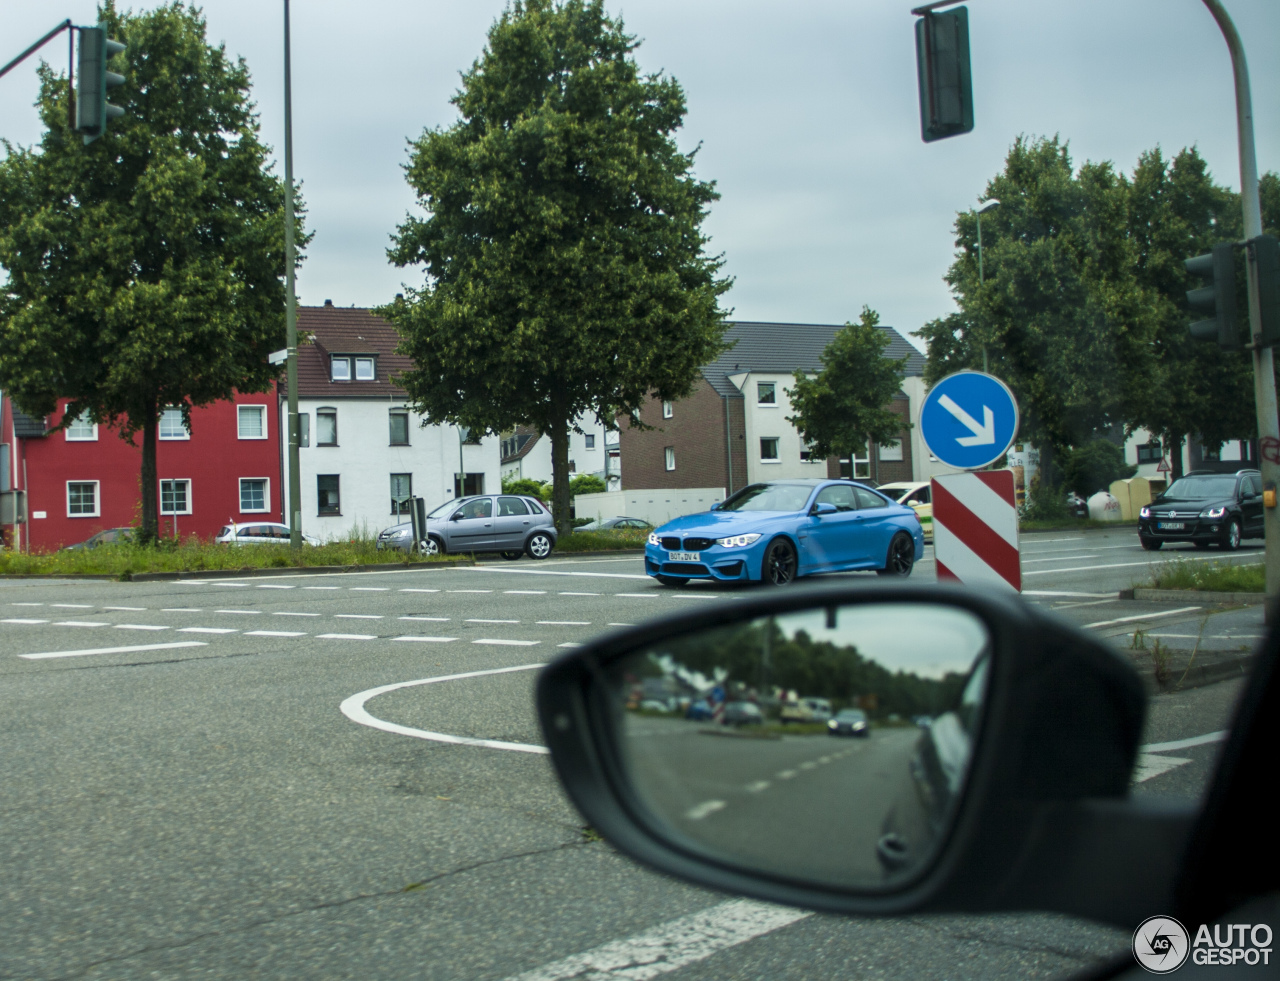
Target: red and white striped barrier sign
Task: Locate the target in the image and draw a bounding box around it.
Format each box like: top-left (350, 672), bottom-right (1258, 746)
top-left (931, 470), bottom-right (1021, 592)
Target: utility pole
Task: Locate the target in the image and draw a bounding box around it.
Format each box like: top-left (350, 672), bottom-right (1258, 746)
top-left (1200, 0), bottom-right (1279, 618)
top-left (283, 0), bottom-right (303, 548)
top-left (975, 197), bottom-right (999, 375)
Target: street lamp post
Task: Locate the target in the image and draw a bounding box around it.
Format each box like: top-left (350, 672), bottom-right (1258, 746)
top-left (975, 197), bottom-right (999, 374)
top-left (283, 0), bottom-right (302, 549)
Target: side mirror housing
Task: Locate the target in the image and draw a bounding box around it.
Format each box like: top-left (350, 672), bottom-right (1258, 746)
top-left (812, 502), bottom-right (838, 516)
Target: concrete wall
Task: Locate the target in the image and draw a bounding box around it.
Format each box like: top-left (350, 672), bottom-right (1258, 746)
top-left (574, 487), bottom-right (726, 526)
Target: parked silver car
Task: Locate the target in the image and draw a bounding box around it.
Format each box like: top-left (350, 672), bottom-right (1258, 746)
top-left (216, 522), bottom-right (320, 546)
top-left (376, 494), bottom-right (557, 559)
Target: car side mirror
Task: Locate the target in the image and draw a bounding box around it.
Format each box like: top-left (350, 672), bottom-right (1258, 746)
top-left (450, 512), bottom-right (463, 521)
top-left (537, 584), bottom-right (1190, 927)
top-left (812, 502), bottom-right (838, 516)
top-left (710, 502), bottom-right (722, 511)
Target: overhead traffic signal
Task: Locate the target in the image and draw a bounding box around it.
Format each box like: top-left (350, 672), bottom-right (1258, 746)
top-left (914, 6), bottom-right (974, 143)
top-left (1253, 234), bottom-right (1280, 349)
top-left (76, 25), bottom-right (126, 144)
top-left (1185, 242), bottom-right (1239, 350)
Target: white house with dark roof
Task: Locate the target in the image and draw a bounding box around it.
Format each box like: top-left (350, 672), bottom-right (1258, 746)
top-left (499, 419), bottom-right (621, 489)
top-left (282, 302), bottom-right (500, 540)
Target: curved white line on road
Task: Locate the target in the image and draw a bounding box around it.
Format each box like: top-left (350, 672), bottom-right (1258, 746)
top-left (340, 663), bottom-right (549, 754)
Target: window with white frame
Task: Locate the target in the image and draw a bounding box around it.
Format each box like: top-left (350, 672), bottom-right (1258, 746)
top-left (237, 405), bottom-right (266, 439)
top-left (757, 382), bottom-right (776, 405)
top-left (67, 481), bottom-right (99, 517)
top-left (239, 478), bottom-right (269, 513)
top-left (317, 474), bottom-right (341, 515)
top-left (298, 412), bottom-right (310, 447)
top-left (390, 473), bottom-right (412, 514)
top-left (664, 446), bottom-right (676, 471)
top-left (584, 434), bottom-right (596, 449)
top-left (330, 356), bottom-right (351, 381)
top-left (878, 440), bottom-right (904, 462)
top-left (355, 357), bottom-right (376, 381)
top-left (160, 479), bottom-right (192, 514)
top-left (389, 410), bottom-right (410, 446)
top-left (662, 401), bottom-right (673, 419)
top-left (316, 408), bottom-right (337, 446)
top-left (159, 407), bottom-right (189, 440)
top-left (760, 437), bottom-right (780, 461)
top-left (65, 411), bottom-right (97, 441)
top-left (800, 442), bottom-right (819, 463)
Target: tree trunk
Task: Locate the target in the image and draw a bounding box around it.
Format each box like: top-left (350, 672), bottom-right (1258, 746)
top-left (1169, 434), bottom-right (1184, 480)
top-left (138, 400), bottom-right (159, 545)
top-left (548, 414), bottom-right (572, 537)
top-left (1038, 442), bottom-right (1056, 491)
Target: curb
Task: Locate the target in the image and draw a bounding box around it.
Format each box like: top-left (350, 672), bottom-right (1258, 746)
top-left (1124, 587), bottom-right (1264, 605)
top-left (125, 558), bottom-right (475, 582)
top-left (1130, 651), bottom-right (1256, 695)
top-left (0, 573), bottom-right (123, 581)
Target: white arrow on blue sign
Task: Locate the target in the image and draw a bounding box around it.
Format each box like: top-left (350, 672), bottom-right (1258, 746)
top-left (919, 371), bottom-right (1020, 470)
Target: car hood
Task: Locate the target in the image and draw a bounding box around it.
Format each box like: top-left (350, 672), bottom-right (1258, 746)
top-left (379, 523), bottom-right (412, 536)
top-left (654, 510), bottom-right (792, 537)
top-left (1150, 495), bottom-right (1234, 509)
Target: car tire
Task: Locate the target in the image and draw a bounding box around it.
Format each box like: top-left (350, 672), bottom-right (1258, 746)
top-left (1221, 519), bottom-right (1241, 551)
top-left (526, 532), bottom-right (554, 560)
top-left (876, 532), bottom-right (916, 577)
top-left (761, 537), bottom-right (798, 585)
top-left (419, 536), bottom-right (444, 556)
top-left (655, 575), bottom-right (689, 588)
top-left (500, 550), bottom-right (523, 560)
top-left (1139, 537), bottom-right (1162, 551)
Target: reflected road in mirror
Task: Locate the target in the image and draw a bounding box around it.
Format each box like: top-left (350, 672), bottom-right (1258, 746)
top-left (607, 603), bottom-right (991, 891)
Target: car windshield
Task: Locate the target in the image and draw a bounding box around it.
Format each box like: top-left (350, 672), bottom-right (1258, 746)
top-left (836, 709), bottom-right (866, 721)
top-left (719, 483), bottom-right (813, 512)
top-left (1162, 476), bottom-right (1239, 500)
top-left (427, 499), bottom-right (460, 518)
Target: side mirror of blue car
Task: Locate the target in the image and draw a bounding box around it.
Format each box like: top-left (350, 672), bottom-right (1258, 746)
top-left (812, 502), bottom-right (838, 516)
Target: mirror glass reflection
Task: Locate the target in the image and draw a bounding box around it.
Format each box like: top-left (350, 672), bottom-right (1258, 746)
top-left (606, 603), bottom-right (991, 890)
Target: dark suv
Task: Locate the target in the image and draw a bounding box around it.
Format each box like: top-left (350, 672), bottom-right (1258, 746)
top-left (1138, 468), bottom-right (1263, 550)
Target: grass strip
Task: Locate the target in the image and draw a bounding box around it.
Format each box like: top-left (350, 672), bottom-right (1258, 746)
top-left (1142, 557), bottom-right (1265, 593)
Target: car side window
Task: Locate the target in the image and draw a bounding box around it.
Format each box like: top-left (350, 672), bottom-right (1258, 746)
top-left (855, 487), bottom-right (888, 509)
top-left (460, 498), bottom-right (493, 520)
top-left (814, 485), bottom-right (857, 511)
top-left (916, 486), bottom-right (931, 505)
top-left (498, 496), bottom-right (529, 516)
top-left (1245, 475), bottom-right (1261, 497)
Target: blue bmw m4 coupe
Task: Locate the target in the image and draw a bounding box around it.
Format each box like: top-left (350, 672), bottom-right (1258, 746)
top-left (644, 479), bottom-right (926, 586)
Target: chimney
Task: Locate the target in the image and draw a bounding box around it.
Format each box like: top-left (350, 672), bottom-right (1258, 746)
top-left (323, 299), bottom-right (333, 307)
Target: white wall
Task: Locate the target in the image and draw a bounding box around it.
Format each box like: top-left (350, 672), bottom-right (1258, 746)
top-left (574, 487), bottom-right (725, 526)
top-left (901, 376), bottom-right (968, 483)
top-left (283, 399), bottom-right (500, 541)
top-left (729, 372), bottom-right (829, 484)
top-left (501, 413), bottom-right (620, 488)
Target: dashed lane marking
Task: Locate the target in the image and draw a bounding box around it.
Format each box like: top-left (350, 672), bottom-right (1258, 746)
top-left (394, 636), bottom-right (457, 643)
top-left (3, 618), bottom-right (48, 624)
top-left (317, 633), bottom-right (377, 640)
top-left (400, 588), bottom-right (439, 593)
top-left (473, 638), bottom-right (540, 647)
top-left (686, 800), bottom-right (727, 820)
top-left (245, 630), bottom-right (306, 638)
top-left (467, 618), bottom-right (519, 624)
top-left (274, 611), bottom-right (320, 617)
top-left (1083, 606), bottom-right (1202, 629)
top-left (1022, 591), bottom-right (1117, 598)
top-left (163, 608), bottom-right (204, 612)
top-left (1022, 554), bottom-right (1099, 564)
top-left (10, 603), bottom-right (43, 607)
top-left (350, 587), bottom-right (390, 592)
top-left (51, 603), bottom-right (93, 609)
top-left (538, 620), bottom-right (590, 625)
top-left (114, 624), bottom-right (168, 631)
top-left (400, 616), bottom-right (449, 622)
top-left (256, 584), bottom-right (295, 590)
top-left (615, 593), bottom-right (658, 598)
top-left (557, 642), bottom-right (581, 648)
top-left (465, 567), bottom-right (648, 580)
top-left (179, 627), bottom-right (237, 634)
top-left (1142, 730), bottom-right (1228, 753)
top-left (104, 606), bottom-right (147, 611)
top-left (216, 609), bottom-right (261, 615)
top-left (505, 590), bottom-right (547, 595)
top-left (303, 586), bottom-right (340, 591)
top-left (746, 781), bottom-right (770, 792)
top-left (54, 621), bottom-right (109, 628)
top-left (449, 589), bottom-right (493, 594)
top-left (20, 641), bottom-right (207, 660)
top-left (335, 614), bottom-right (383, 620)
top-left (559, 592), bottom-right (599, 596)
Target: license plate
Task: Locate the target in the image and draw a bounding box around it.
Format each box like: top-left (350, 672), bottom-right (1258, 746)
top-left (669, 551), bottom-right (700, 562)
top-left (1158, 522), bottom-right (1185, 530)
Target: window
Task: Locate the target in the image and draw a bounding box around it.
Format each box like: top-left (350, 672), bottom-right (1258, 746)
top-left (662, 401), bottom-right (673, 419)
top-left (298, 412), bottom-right (310, 447)
top-left (238, 405), bottom-right (266, 440)
top-left (454, 473), bottom-right (484, 497)
top-left (67, 481), bottom-right (99, 517)
top-left (760, 437), bottom-right (780, 461)
top-left (757, 382), bottom-right (776, 405)
top-left (854, 486), bottom-right (888, 509)
top-left (1137, 441), bottom-right (1162, 464)
top-left (160, 479), bottom-right (192, 515)
top-left (316, 409), bottom-right (337, 446)
top-left (800, 442), bottom-right (818, 463)
top-left (355, 357), bottom-right (375, 381)
top-left (458, 497), bottom-right (493, 520)
top-left (585, 434), bottom-right (596, 449)
top-left (815, 484), bottom-right (857, 511)
top-left (391, 473), bottom-right (412, 514)
top-left (664, 446), bottom-right (676, 471)
top-left (159, 408), bottom-right (189, 440)
top-left (879, 440), bottom-right (904, 462)
top-left (317, 475), bottom-right (341, 515)
top-left (389, 410), bottom-right (410, 445)
top-left (330, 357), bottom-right (351, 381)
top-left (498, 496), bottom-right (529, 516)
top-left (65, 411), bottom-right (97, 441)
top-left (240, 478), bottom-right (269, 513)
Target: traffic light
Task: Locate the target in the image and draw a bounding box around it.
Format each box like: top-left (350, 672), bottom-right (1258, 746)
top-left (1185, 242), bottom-right (1239, 350)
top-left (76, 25), bottom-right (126, 144)
top-left (915, 6), bottom-right (974, 143)
top-left (1253, 234), bottom-right (1280, 349)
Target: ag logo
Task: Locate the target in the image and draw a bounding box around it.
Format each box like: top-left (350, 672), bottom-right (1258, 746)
top-left (1133, 916), bottom-right (1191, 973)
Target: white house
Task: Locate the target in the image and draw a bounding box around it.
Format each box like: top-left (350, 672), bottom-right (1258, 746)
top-left (283, 304), bottom-right (500, 541)
top-left (500, 416), bottom-right (621, 489)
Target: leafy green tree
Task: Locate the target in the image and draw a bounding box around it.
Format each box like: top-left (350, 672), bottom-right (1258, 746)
top-left (786, 307), bottom-right (909, 460)
top-left (501, 476), bottom-right (550, 500)
top-left (1058, 438), bottom-right (1137, 497)
top-left (385, 0), bottom-right (730, 534)
top-left (918, 136), bottom-right (1159, 485)
top-left (0, 2), bottom-right (303, 543)
top-left (569, 473), bottom-right (607, 496)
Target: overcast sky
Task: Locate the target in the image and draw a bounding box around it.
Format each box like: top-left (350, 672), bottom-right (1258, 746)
top-left (3, 1), bottom-right (1277, 351)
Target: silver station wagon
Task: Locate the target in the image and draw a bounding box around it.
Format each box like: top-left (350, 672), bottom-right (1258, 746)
top-left (376, 494), bottom-right (557, 559)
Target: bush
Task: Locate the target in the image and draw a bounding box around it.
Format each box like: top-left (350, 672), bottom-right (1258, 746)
top-left (1058, 439), bottom-right (1136, 497)
top-left (1020, 481), bottom-right (1072, 522)
top-left (569, 473), bottom-right (607, 496)
top-left (501, 477), bottom-right (550, 500)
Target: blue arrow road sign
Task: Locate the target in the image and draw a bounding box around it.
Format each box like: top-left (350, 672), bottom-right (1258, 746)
top-left (919, 371), bottom-right (1019, 470)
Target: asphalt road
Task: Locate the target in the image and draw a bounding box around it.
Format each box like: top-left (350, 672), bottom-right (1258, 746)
top-left (0, 540), bottom-right (1259, 980)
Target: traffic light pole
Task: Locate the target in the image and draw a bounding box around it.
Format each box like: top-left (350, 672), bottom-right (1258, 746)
top-left (1200, 0), bottom-right (1279, 618)
top-left (283, 0), bottom-right (303, 549)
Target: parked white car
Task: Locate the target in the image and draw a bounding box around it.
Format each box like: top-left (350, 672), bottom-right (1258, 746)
top-left (216, 522), bottom-right (320, 546)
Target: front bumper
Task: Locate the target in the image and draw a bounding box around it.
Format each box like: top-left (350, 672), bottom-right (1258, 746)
top-left (644, 542), bottom-right (761, 582)
top-left (375, 536), bottom-right (413, 552)
top-left (1138, 516), bottom-right (1230, 543)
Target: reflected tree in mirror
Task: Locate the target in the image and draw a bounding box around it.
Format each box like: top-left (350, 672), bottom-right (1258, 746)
top-left (604, 603), bottom-right (991, 891)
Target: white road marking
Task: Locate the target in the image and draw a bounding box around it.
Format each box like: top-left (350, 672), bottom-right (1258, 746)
top-left (20, 641), bottom-right (206, 660)
top-left (51, 603), bottom-right (93, 609)
top-left (473, 638), bottom-right (540, 647)
top-left (53, 621), bottom-right (109, 628)
top-left (449, 589), bottom-right (493, 593)
top-left (245, 630), bottom-right (306, 638)
top-left (340, 663), bottom-right (548, 753)
top-left (104, 606), bottom-right (147, 611)
top-left (686, 800), bottom-right (727, 820)
top-left (1133, 755), bottom-right (1193, 783)
top-left (216, 609), bottom-right (261, 615)
top-left (558, 642), bottom-right (582, 648)
top-left (1022, 591), bottom-right (1117, 598)
top-left (274, 611), bottom-right (320, 617)
top-left (1020, 537), bottom-right (1086, 544)
top-left (163, 608), bottom-right (204, 612)
top-left (505, 590), bottom-right (547, 595)
top-left (467, 567), bottom-right (648, 580)
top-left (211, 583), bottom-right (249, 587)
top-left (256, 584), bottom-right (295, 590)
top-left (336, 614), bottom-right (384, 620)
top-left (776, 769), bottom-right (797, 780)
top-left (745, 780), bottom-right (770, 793)
top-left (670, 594), bottom-right (721, 600)
top-left (350, 587), bottom-right (390, 592)
top-left (114, 624), bottom-right (169, 631)
top-left (1149, 633), bottom-right (1262, 640)
top-left (560, 591), bottom-right (600, 596)
top-left (799, 761), bottom-right (817, 770)
top-left (401, 616), bottom-right (450, 622)
top-left (615, 593), bottom-right (658, 598)
top-left (1022, 554), bottom-right (1099, 564)
top-left (1050, 599), bottom-right (1118, 610)
top-left (317, 633), bottom-right (376, 640)
top-left (3, 618), bottom-right (49, 624)
top-left (1083, 607), bottom-right (1202, 629)
top-left (467, 618), bottom-right (519, 624)
top-left (400, 588), bottom-right (439, 593)
top-left (1142, 730), bottom-right (1228, 753)
top-left (304, 586), bottom-right (340, 590)
top-left (394, 636), bottom-right (457, 643)
top-left (502, 899), bottom-right (809, 981)
top-left (1025, 557), bottom-right (1262, 576)
top-left (539, 620), bottom-right (591, 625)
top-left (607, 623), bottom-right (635, 627)
top-left (10, 602), bottom-right (43, 606)
top-left (179, 627), bottom-right (238, 634)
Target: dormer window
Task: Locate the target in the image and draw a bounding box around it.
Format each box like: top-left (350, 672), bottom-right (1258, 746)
top-left (330, 355), bottom-right (376, 381)
top-left (354, 357), bottom-right (375, 380)
top-left (331, 357), bottom-right (351, 381)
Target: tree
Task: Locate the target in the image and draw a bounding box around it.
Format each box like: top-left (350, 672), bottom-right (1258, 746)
top-left (786, 307), bottom-right (909, 461)
top-left (569, 473), bottom-right (606, 496)
top-left (501, 476), bottom-right (550, 500)
top-left (1058, 439), bottom-right (1136, 497)
top-left (0, 2), bottom-right (303, 543)
top-left (384, 0), bottom-right (730, 534)
top-left (918, 136), bottom-right (1159, 485)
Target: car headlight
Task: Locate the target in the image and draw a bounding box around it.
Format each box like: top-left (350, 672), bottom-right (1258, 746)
top-left (647, 533), bottom-right (661, 547)
top-left (1139, 506), bottom-right (1150, 519)
top-left (827, 719), bottom-right (838, 729)
top-left (716, 533), bottom-right (761, 548)
top-left (391, 529), bottom-right (411, 538)
top-left (1201, 506), bottom-right (1226, 519)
